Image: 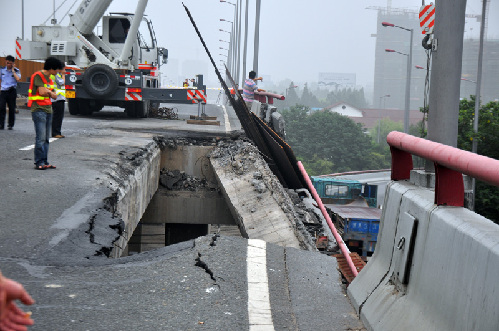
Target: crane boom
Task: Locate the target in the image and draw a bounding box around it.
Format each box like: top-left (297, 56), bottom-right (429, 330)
top-left (69, 0), bottom-right (114, 35)
top-left (119, 0), bottom-right (148, 63)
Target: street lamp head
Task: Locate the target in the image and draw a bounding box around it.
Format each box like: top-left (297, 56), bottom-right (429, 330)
top-left (220, 19), bottom-right (233, 23)
top-left (385, 49), bottom-right (395, 52)
top-left (382, 21), bottom-right (395, 27)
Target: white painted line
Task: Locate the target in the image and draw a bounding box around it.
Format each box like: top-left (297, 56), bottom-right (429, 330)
top-left (20, 137), bottom-right (58, 151)
top-left (221, 105), bottom-right (231, 133)
top-left (247, 239), bottom-right (275, 331)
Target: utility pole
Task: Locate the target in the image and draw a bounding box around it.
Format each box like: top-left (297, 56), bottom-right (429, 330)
top-left (242, 0), bottom-right (249, 84)
top-left (236, 0), bottom-right (242, 86)
top-left (426, 0), bottom-right (467, 171)
top-left (404, 28), bottom-right (413, 134)
top-left (253, 0), bottom-right (261, 76)
top-left (470, 0), bottom-right (488, 210)
top-left (22, 0), bottom-right (24, 39)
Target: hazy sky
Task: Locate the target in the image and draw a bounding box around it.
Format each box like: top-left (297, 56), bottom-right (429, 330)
top-left (0, 0), bottom-right (497, 88)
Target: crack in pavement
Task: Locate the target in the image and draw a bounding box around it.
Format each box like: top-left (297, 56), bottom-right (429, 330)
top-left (195, 252), bottom-right (216, 282)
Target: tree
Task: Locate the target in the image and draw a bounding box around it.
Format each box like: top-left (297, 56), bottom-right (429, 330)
top-left (299, 83), bottom-right (319, 107)
top-left (457, 98), bottom-right (499, 224)
top-left (325, 87), bottom-right (368, 109)
top-left (282, 105), bottom-right (379, 174)
top-left (284, 82), bottom-right (299, 108)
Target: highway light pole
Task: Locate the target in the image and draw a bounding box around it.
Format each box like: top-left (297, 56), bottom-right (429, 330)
top-left (470, 0), bottom-right (488, 210)
top-left (378, 94), bottom-right (390, 143)
top-left (219, 28), bottom-right (232, 82)
top-left (382, 22), bottom-right (413, 134)
top-left (236, 0), bottom-right (242, 85)
top-left (425, 0), bottom-right (466, 173)
top-left (220, 18), bottom-right (235, 82)
top-left (253, 0), bottom-right (261, 76)
top-left (220, 0), bottom-right (237, 81)
top-left (242, 0), bottom-right (249, 87)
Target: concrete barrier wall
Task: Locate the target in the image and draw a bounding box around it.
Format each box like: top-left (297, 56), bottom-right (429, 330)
top-left (348, 179), bottom-right (499, 331)
top-left (112, 144), bottom-right (161, 257)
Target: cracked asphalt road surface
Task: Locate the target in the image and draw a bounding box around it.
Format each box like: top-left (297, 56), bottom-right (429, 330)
top-left (0, 104), bottom-right (363, 330)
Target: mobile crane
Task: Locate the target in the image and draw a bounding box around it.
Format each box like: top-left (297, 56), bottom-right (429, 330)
top-left (16, 0), bottom-right (206, 117)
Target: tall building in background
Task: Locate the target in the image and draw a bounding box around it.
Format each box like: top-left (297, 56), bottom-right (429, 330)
top-left (373, 9), bottom-right (426, 110)
top-left (373, 8), bottom-right (499, 110)
top-left (461, 39), bottom-right (499, 103)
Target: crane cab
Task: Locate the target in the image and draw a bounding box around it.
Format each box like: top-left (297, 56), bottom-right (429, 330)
top-left (101, 13), bottom-right (162, 69)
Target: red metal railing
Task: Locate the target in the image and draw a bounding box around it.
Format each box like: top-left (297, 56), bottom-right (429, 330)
top-left (254, 91), bottom-right (285, 105)
top-left (297, 162), bottom-right (359, 278)
top-left (387, 131), bottom-right (499, 206)
top-left (230, 89), bottom-right (285, 105)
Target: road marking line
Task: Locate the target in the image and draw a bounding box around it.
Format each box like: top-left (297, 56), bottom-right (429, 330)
top-left (247, 239), bottom-right (275, 331)
top-left (20, 137), bottom-right (58, 151)
top-left (221, 105), bottom-right (231, 132)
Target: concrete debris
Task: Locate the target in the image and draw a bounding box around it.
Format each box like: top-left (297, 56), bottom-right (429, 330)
top-left (159, 168), bottom-right (218, 191)
top-left (251, 178), bottom-right (267, 193)
top-left (153, 136), bottom-right (219, 149)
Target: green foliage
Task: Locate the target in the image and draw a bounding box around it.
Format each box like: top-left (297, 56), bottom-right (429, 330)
top-left (457, 98), bottom-right (499, 223)
top-left (279, 81), bottom-right (368, 110)
top-left (325, 87), bottom-right (368, 109)
top-left (369, 118), bottom-right (404, 147)
top-left (298, 155), bottom-right (335, 176)
top-left (282, 105), bottom-right (382, 174)
top-left (300, 83), bottom-right (319, 108)
top-left (366, 118), bottom-right (404, 170)
top-left (283, 82), bottom-right (300, 108)
top-left (475, 181), bottom-right (499, 224)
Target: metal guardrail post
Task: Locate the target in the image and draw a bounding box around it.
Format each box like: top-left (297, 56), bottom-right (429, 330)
top-left (387, 131), bottom-right (499, 206)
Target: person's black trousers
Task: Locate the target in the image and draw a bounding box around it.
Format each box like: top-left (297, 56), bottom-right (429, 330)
top-left (0, 88), bottom-right (17, 129)
top-left (51, 100), bottom-right (65, 136)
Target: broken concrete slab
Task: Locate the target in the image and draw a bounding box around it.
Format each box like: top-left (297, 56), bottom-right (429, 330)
top-left (209, 139), bottom-right (316, 251)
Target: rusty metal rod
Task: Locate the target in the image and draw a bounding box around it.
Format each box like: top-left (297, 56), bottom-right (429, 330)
top-left (297, 161), bottom-right (358, 278)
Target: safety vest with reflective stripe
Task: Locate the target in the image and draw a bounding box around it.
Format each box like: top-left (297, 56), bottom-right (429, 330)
top-left (50, 73), bottom-right (65, 98)
top-left (28, 71), bottom-right (54, 107)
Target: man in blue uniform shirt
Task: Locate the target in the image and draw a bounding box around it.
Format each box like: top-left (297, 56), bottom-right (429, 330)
top-left (0, 55), bottom-right (21, 130)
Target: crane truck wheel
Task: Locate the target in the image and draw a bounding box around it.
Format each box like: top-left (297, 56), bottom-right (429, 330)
top-left (82, 64), bottom-right (119, 99)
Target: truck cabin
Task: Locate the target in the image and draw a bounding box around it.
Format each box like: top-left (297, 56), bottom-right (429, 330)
top-left (102, 13), bottom-right (158, 67)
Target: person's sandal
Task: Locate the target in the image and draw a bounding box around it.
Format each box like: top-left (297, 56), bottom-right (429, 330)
top-left (43, 165), bottom-right (56, 169)
top-left (35, 165), bottom-right (45, 170)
